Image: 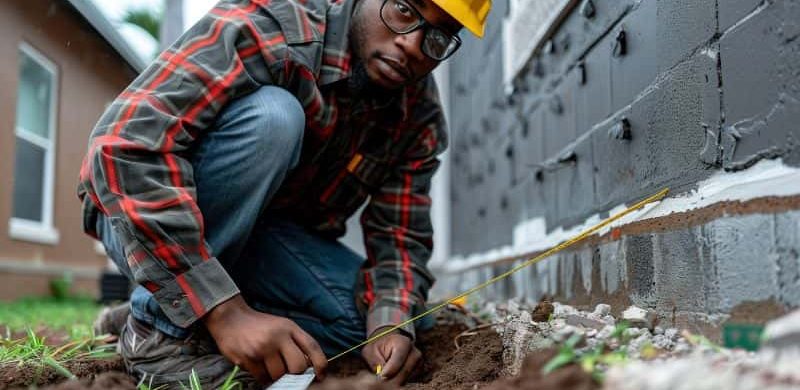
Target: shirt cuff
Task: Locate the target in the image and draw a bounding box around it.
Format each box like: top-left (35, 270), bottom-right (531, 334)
top-left (366, 301), bottom-right (418, 341)
top-left (152, 257), bottom-right (240, 328)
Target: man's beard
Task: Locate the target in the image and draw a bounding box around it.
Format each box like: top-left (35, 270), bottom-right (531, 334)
top-left (348, 1), bottom-right (397, 96)
top-left (348, 58), bottom-right (383, 96)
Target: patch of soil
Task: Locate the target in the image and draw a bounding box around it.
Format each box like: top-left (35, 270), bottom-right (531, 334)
top-left (0, 357), bottom-right (130, 390)
top-left (314, 323), bottom-right (502, 390)
top-left (483, 349), bottom-right (599, 390)
top-left (42, 372), bottom-right (136, 390)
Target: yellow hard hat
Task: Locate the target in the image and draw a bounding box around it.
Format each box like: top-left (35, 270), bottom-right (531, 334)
top-left (431, 0), bottom-right (492, 38)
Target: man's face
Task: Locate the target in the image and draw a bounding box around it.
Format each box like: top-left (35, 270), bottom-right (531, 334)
top-left (350, 0), bottom-right (462, 90)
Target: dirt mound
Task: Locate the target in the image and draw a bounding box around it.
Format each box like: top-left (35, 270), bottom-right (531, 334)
top-left (0, 357), bottom-right (130, 390)
top-left (314, 323), bottom-right (502, 390)
top-left (42, 372), bottom-right (136, 390)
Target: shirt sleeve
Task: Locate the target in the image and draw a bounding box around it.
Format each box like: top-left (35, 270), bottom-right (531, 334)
top-left (79, 2), bottom-right (298, 328)
top-left (358, 77), bottom-right (449, 339)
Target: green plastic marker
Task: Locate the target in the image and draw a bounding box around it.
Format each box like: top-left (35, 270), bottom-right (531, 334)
top-left (723, 323), bottom-right (764, 352)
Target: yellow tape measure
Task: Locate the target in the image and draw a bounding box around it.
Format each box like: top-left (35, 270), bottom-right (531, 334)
top-left (328, 188), bottom-right (670, 362)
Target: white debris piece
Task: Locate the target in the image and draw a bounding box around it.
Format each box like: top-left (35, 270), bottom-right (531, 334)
top-left (762, 309), bottom-right (800, 352)
top-left (622, 305), bottom-right (658, 330)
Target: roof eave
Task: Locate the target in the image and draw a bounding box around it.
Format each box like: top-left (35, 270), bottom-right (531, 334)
top-left (63, 0), bottom-right (147, 73)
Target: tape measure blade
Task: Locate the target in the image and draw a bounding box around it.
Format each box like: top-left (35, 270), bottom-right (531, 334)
top-left (265, 368), bottom-right (316, 390)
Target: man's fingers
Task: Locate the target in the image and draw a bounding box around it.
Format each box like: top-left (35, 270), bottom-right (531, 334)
top-left (242, 360), bottom-right (270, 384)
top-left (281, 342), bottom-right (309, 374)
top-left (387, 347), bottom-right (422, 386)
top-left (361, 343), bottom-right (386, 373)
top-left (292, 331), bottom-right (327, 376)
top-left (379, 336), bottom-right (411, 378)
top-left (265, 354), bottom-right (287, 381)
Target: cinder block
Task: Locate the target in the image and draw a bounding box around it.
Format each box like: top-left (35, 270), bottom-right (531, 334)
top-left (624, 234), bottom-right (656, 301)
top-left (576, 34), bottom-right (613, 136)
top-left (652, 229), bottom-right (708, 313)
top-left (656, 0), bottom-right (717, 71)
top-left (598, 239), bottom-right (626, 294)
top-left (543, 77), bottom-right (578, 160)
top-left (775, 212), bottom-right (800, 306)
top-left (720, 0), bottom-right (800, 168)
top-left (591, 104), bottom-right (637, 209)
top-left (610, 0), bottom-right (658, 112)
top-left (519, 107), bottom-right (546, 177)
top-left (706, 215), bottom-right (780, 312)
top-left (718, 0), bottom-right (763, 32)
top-left (595, 51), bottom-right (719, 208)
top-left (554, 133), bottom-right (596, 228)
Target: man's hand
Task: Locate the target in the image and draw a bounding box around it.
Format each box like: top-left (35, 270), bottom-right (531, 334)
top-left (202, 295), bottom-right (327, 384)
top-left (361, 327), bottom-right (421, 385)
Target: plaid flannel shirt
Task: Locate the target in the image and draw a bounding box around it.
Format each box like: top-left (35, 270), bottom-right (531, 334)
top-left (77, 0), bottom-right (447, 339)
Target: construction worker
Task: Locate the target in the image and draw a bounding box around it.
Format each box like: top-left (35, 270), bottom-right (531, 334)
top-left (82, 0), bottom-right (490, 387)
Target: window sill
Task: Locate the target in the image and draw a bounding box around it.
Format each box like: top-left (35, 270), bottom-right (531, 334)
top-left (8, 218), bottom-right (60, 245)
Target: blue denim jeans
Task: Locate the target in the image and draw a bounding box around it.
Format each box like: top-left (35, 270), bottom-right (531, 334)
top-left (95, 86), bottom-right (368, 356)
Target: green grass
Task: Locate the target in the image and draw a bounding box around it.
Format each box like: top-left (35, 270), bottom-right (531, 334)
top-left (0, 296), bottom-right (101, 340)
top-left (0, 296), bottom-right (114, 380)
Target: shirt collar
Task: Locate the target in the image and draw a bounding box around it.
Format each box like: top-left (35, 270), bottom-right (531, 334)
top-left (319, 0), bottom-right (413, 121)
top-left (319, 0), bottom-right (355, 86)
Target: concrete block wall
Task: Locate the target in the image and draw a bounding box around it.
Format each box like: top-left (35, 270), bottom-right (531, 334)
top-left (440, 0), bottom-right (800, 330)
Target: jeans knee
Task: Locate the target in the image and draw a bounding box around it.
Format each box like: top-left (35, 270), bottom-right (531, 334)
top-left (235, 86), bottom-right (305, 161)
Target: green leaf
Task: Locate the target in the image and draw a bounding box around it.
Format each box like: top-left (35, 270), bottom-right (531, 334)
top-left (543, 350), bottom-right (575, 374)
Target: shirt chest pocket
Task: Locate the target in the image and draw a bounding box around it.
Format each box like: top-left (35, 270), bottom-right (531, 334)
top-left (319, 153), bottom-right (392, 213)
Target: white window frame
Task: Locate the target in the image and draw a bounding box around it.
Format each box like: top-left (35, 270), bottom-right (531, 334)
top-left (9, 42), bottom-right (60, 245)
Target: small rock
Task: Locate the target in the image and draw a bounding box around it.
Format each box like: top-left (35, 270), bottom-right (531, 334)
top-left (654, 326), bottom-right (664, 335)
top-left (762, 309), bottom-right (800, 352)
top-left (664, 328), bottom-right (679, 340)
top-left (622, 306), bottom-right (658, 330)
top-left (593, 303), bottom-right (611, 317)
top-left (597, 325), bottom-right (616, 340)
top-left (551, 324), bottom-right (584, 343)
top-left (565, 314), bottom-right (607, 330)
top-left (553, 303), bottom-right (579, 318)
top-left (624, 327), bottom-right (644, 338)
top-left (603, 315), bottom-right (617, 326)
top-left (652, 334), bottom-right (674, 350)
top-left (531, 300), bottom-right (555, 322)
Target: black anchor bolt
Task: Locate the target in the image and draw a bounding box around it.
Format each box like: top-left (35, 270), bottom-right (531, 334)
top-left (580, 0), bottom-right (596, 18)
top-left (544, 39), bottom-right (556, 55)
top-left (613, 28), bottom-right (627, 57)
top-left (535, 169), bottom-right (544, 182)
top-left (608, 117), bottom-right (632, 140)
top-left (557, 150), bottom-right (578, 165)
top-left (533, 57), bottom-right (546, 78)
top-left (577, 61), bottom-right (587, 85)
top-left (550, 95), bottom-right (564, 115)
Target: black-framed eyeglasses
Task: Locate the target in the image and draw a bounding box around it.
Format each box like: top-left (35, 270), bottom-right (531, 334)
top-left (379, 0), bottom-right (462, 61)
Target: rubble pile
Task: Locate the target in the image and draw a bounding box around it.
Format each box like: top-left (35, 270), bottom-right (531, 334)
top-left (479, 299), bottom-right (800, 390)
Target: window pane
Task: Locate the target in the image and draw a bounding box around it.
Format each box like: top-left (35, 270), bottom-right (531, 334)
top-left (12, 136), bottom-right (46, 222)
top-left (17, 51), bottom-right (53, 139)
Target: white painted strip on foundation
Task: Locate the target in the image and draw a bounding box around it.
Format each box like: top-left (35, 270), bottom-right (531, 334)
top-left (437, 159), bottom-right (800, 274)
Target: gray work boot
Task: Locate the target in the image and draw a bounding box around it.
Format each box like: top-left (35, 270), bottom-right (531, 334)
top-left (93, 302), bottom-right (131, 337)
top-left (118, 315), bottom-right (258, 389)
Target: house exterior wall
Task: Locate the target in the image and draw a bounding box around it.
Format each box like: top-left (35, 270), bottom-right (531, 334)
top-left (437, 0), bottom-right (800, 334)
top-left (0, 0), bottom-right (137, 299)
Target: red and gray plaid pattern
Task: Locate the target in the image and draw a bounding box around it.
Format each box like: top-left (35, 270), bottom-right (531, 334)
top-left (78, 0), bottom-right (447, 339)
